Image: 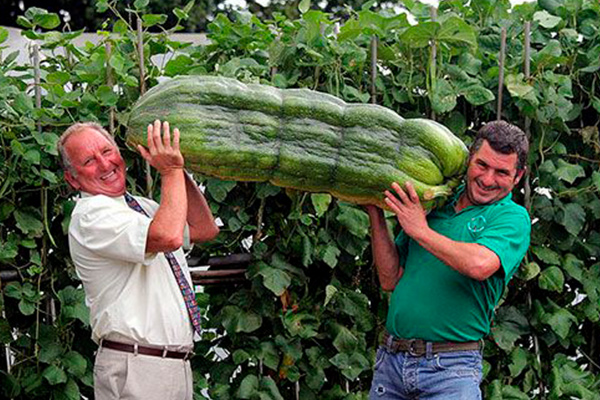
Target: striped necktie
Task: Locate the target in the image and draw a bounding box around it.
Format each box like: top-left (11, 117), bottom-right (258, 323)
top-left (124, 193), bottom-right (202, 336)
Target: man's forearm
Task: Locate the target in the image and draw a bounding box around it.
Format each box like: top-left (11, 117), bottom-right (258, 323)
top-left (147, 170), bottom-right (187, 252)
top-left (366, 206), bottom-right (403, 291)
top-left (184, 172), bottom-right (219, 242)
top-left (412, 227), bottom-right (500, 281)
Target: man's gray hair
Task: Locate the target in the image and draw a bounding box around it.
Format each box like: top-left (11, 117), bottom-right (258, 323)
top-left (471, 121), bottom-right (529, 171)
top-left (58, 122), bottom-right (117, 174)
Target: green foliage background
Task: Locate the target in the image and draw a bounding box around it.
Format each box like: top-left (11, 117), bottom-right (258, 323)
top-left (0, 0), bottom-right (599, 399)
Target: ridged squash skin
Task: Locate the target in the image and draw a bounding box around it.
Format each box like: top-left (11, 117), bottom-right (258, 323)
top-left (127, 76), bottom-right (468, 209)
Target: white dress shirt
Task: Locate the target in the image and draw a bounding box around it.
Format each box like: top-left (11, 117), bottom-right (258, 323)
top-left (68, 193), bottom-right (194, 349)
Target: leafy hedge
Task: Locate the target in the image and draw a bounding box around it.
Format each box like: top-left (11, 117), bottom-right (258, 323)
top-left (0, 0), bottom-right (599, 399)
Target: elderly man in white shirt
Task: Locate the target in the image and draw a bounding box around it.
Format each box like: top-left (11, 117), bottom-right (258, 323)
top-left (59, 120), bottom-right (219, 400)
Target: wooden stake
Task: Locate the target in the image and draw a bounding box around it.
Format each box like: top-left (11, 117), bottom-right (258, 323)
top-left (32, 44), bottom-right (42, 134)
top-left (192, 278), bottom-right (246, 286)
top-left (524, 22), bottom-right (531, 80)
top-left (370, 35), bottom-right (378, 104)
top-left (136, 17), bottom-right (152, 195)
top-left (430, 7), bottom-right (438, 120)
top-left (137, 17), bottom-right (146, 95)
top-left (191, 269), bottom-right (247, 279)
top-left (106, 42), bottom-right (116, 135)
top-left (523, 21), bottom-right (532, 212)
top-left (188, 253), bottom-right (253, 268)
top-left (497, 27), bottom-right (507, 121)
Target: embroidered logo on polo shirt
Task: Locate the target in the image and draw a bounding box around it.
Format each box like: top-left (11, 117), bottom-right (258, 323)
top-left (468, 215), bottom-right (487, 233)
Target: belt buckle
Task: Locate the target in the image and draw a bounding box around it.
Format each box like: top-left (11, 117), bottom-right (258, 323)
top-left (407, 340), bottom-right (423, 356)
top-left (407, 339), bottom-right (417, 356)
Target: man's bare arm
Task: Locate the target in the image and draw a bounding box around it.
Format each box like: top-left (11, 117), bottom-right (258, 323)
top-left (137, 120), bottom-right (187, 253)
top-left (184, 172), bottom-right (219, 243)
top-left (385, 182), bottom-right (500, 281)
top-left (366, 205), bottom-right (403, 291)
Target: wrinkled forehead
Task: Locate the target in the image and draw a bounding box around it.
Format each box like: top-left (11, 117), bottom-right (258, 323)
top-left (470, 140), bottom-right (519, 169)
top-left (66, 128), bottom-right (117, 158)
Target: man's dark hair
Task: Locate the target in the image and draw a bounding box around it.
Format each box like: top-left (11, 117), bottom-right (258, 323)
top-left (471, 121), bottom-right (529, 171)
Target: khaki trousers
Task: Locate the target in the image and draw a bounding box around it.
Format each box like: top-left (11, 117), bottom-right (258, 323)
top-left (94, 347), bottom-right (193, 400)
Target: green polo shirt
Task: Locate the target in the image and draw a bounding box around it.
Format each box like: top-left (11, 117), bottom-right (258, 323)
top-left (385, 186), bottom-right (530, 342)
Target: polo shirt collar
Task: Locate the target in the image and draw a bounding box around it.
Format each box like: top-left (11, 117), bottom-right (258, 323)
top-left (446, 183), bottom-right (513, 213)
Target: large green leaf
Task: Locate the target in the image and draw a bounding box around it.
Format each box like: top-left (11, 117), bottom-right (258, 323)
top-left (539, 266), bottom-right (565, 292)
top-left (0, 27), bottom-right (8, 45)
top-left (508, 347), bottom-right (528, 378)
top-left (531, 246), bottom-right (561, 265)
top-left (462, 85), bottom-right (495, 106)
top-left (329, 352), bottom-right (370, 381)
top-left (546, 309), bottom-right (577, 339)
top-left (33, 13), bottom-right (61, 29)
top-left (96, 85), bottom-right (118, 106)
top-left (257, 264), bottom-right (291, 296)
top-left (52, 378), bottom-right (80, 400)
top-left (257, 342), bottom-right (279, 371)
top-left (501, 385), bottom-right (530, 399)
top-left (220, 305), bottom-right (262, 333)
top-left (43, 365), bottom-right (67, 385)
top-left (0, 371), bottom-right (21, 398)
top-left (62, 351), bottom-right (87, 378)
top-left (258, 376), bottom-right (284, 400)
top-left (206, 179), bottom-right (237, 202)
top-left (437, 16), bottom-right (477, 49)
top-left (554, 159), bottom-right (585, 184)
top-left (399, 21), bottom-right (438, 48)
top-left (563, 253), bottom-right (585, 281)
top-left (311, 193), bottom-right (332, 217)
top-left (3, 282), bottom-right (22, 300)
top-left (57, 286), bottom-right (90, 326)
top-left (39, 341), bottom-right (64, 363)
top-left (431, 79), bottom-right (457, 114)
top-left (142, 14), bottom-right (168, 27)
top-left (0, 241), bottom-right (18, 262)
top-left (324, 285), bottom-right (338, 308)
top-left (560, 203), bottom-right (586, 236)
top-left (282, 311), bottom-right (319, 339)
top-left (0, 319), bottom-right (13, 344)
top-left (14, 209), bottom-right (44, 237)
top-left (336, 204), bottom-right (369, 238)
top-left (492, 306), bottom-right (529, 351)
top-left (332, 324), bottom-right (358, 353)
top-left (321, 244), bottom-right (340, 268)
top-left (237, 375), bottom-right (258, 399)
top-left (534, 10), bottom-right (562, 28)
top-left (518, 262), bottom-right (541, 281)
top-left (18, 299), bottom-right (36, 316)
top-left (505, 74), bottom-right (538, 105)
top-left (305, 366), bottom-right (326, 391)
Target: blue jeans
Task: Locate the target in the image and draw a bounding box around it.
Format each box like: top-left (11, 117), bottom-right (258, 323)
top-left (369, 346), bottom-right (483, 399)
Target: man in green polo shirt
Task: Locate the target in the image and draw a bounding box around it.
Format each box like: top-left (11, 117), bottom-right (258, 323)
top-left (366, 121), bottom-right (530, 399)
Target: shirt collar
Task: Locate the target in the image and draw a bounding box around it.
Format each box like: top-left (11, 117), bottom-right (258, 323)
top-left (79, 191), bottom-right (125, 199)
top-left (445, 183), bottom-right (513, 213)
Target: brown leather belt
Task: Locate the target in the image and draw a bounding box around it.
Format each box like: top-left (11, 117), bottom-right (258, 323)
top-left (100, 339), bottom-right (194, 360)
top-left (382, 331), bottom-right (481, 356)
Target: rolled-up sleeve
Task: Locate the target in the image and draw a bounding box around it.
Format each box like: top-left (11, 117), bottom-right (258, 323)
top-left (476, 208), bottom-right (531, 283)
top-left (70, 196), bottom-right (155, 265)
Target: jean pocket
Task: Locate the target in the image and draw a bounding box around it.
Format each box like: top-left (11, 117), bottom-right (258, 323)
top-left (434, 351), bottom-right (482, 377)
top-left (373, 347), bottom-right (388, 372)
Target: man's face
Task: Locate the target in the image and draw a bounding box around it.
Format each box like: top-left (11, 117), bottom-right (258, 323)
top-left (64, 128), bottom-right (126, 197)
top-left (464, 140), bottom-right (524, 206)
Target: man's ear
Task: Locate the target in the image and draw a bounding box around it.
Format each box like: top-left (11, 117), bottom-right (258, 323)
top-left (514, 167), bottom-right (526, 186)
top-left (64, 170), bottom-right (80, 190)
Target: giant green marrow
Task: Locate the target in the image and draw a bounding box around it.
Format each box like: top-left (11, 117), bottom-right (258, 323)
top-left (127, 75), bottom-right (468, 209)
